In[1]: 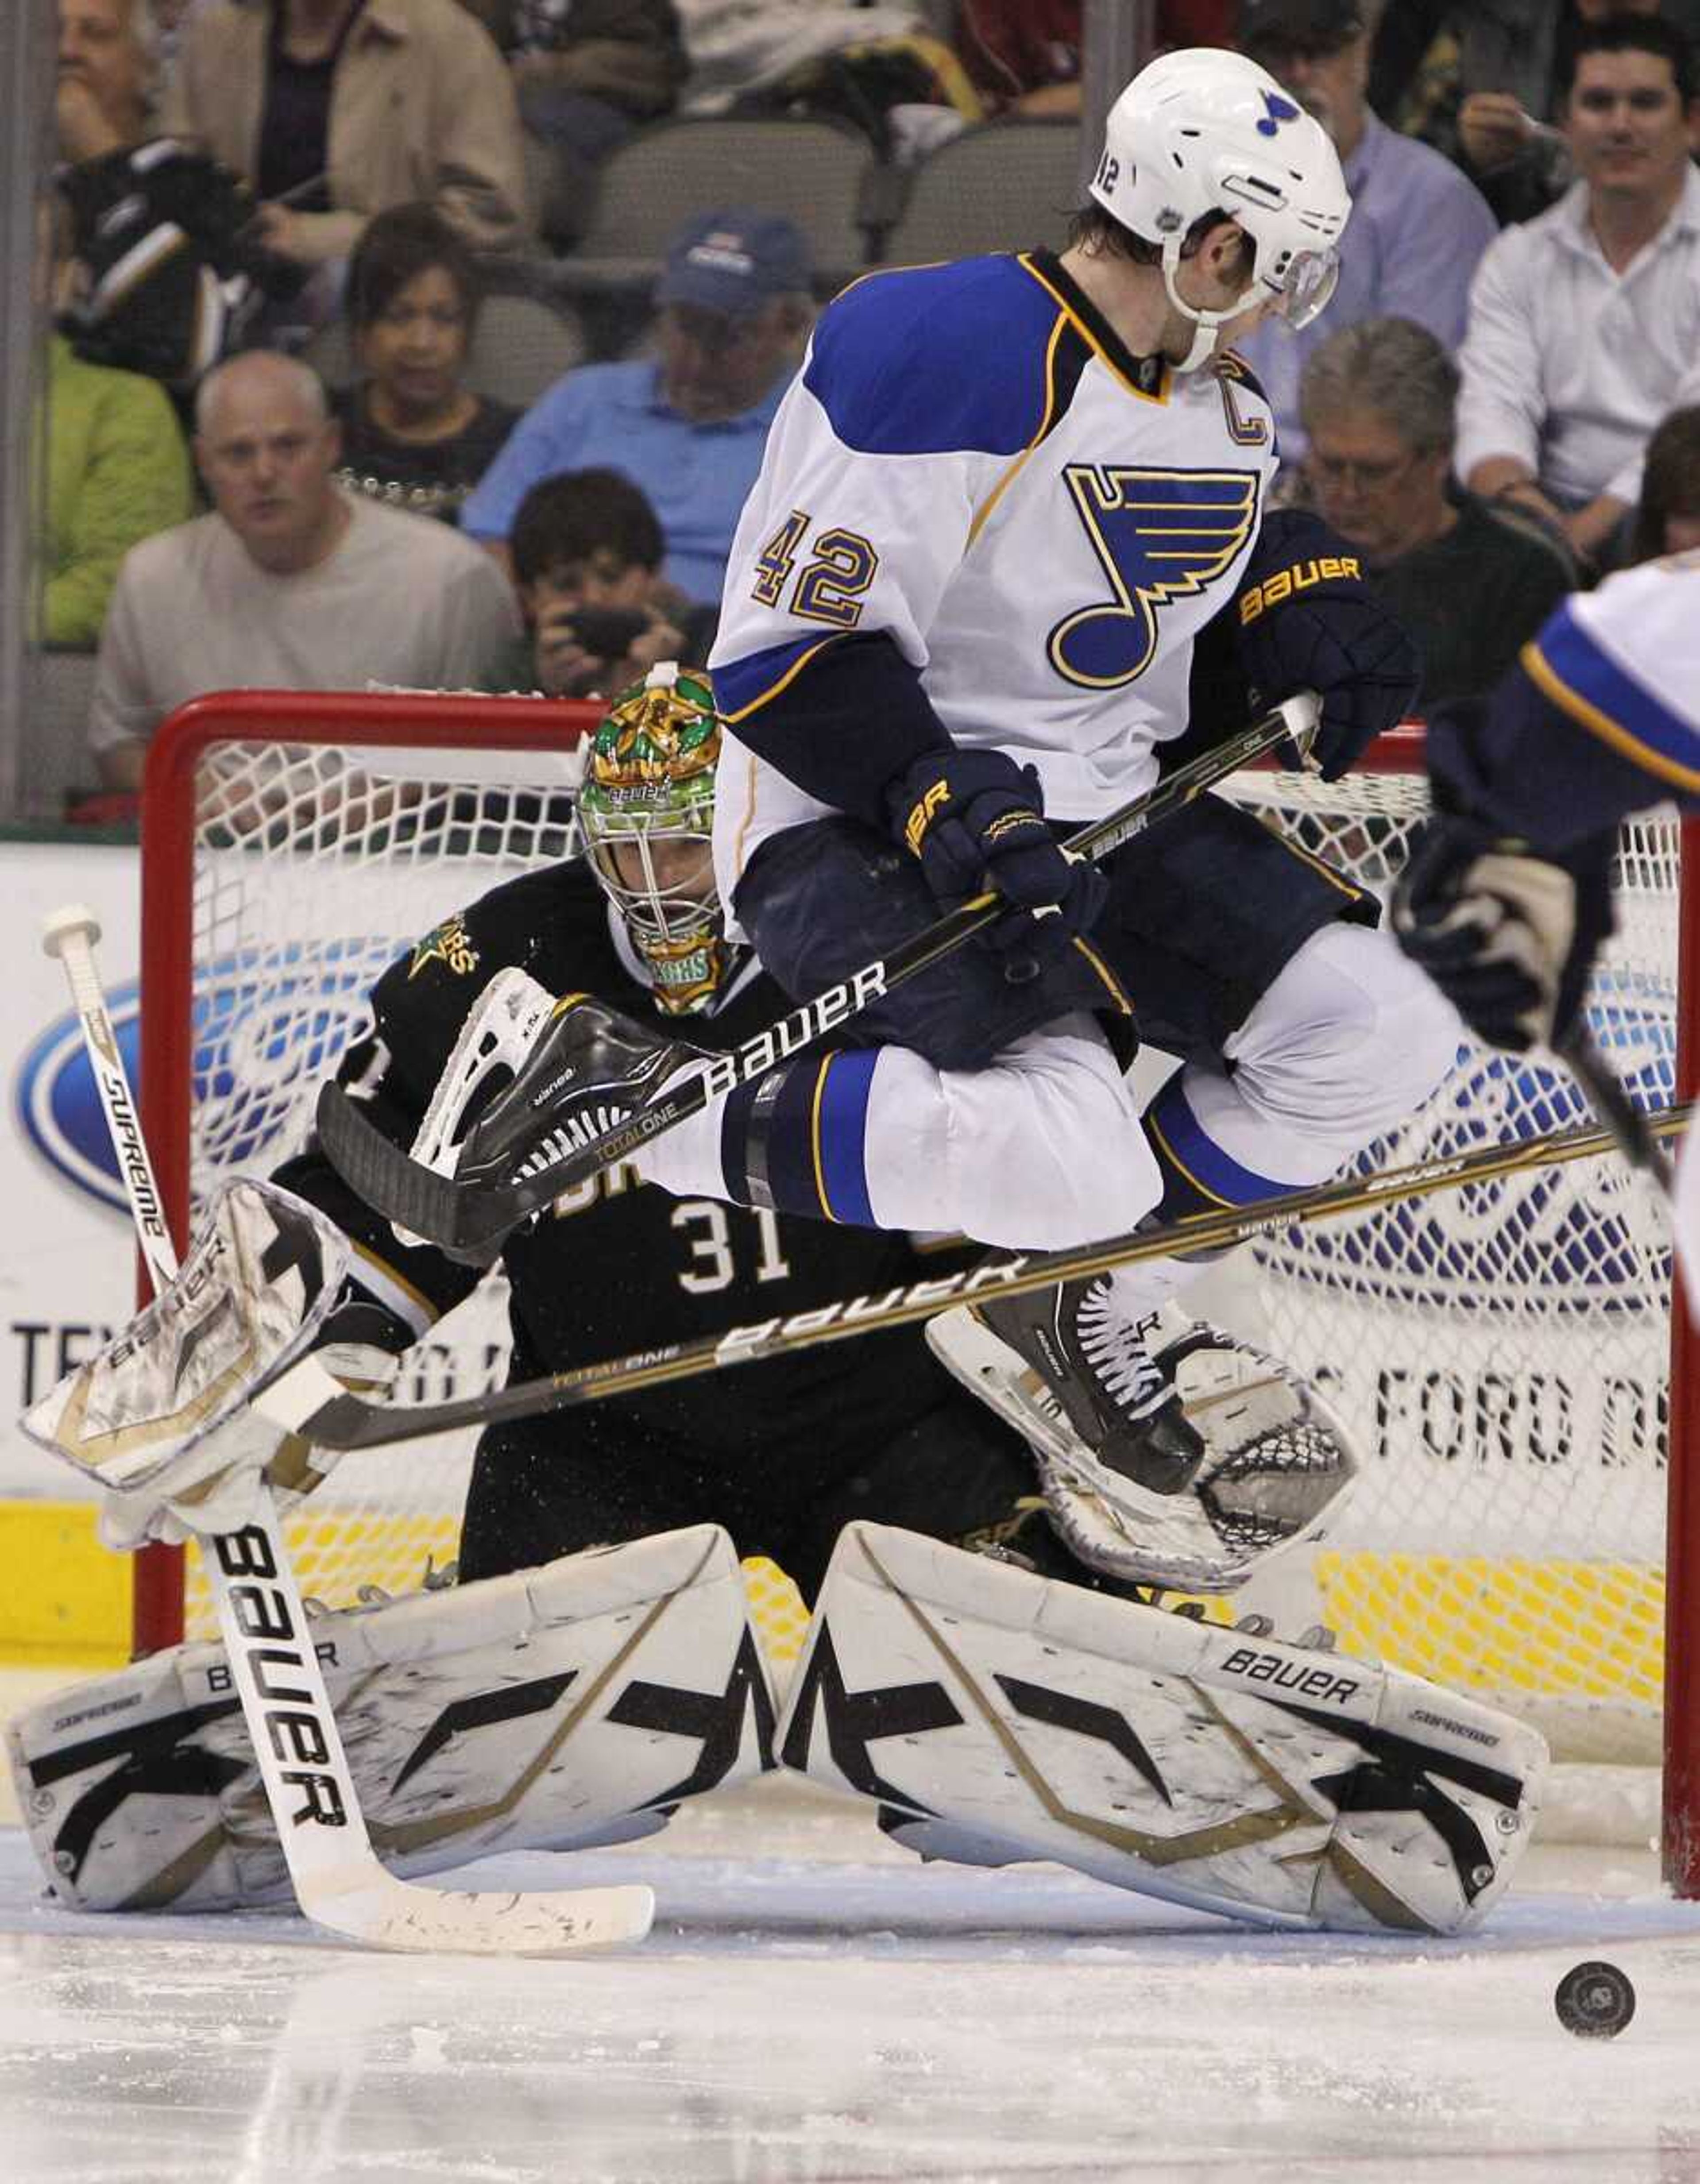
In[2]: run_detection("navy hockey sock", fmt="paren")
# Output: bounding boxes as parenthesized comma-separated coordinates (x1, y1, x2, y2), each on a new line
(719, 1049, 879, 1224)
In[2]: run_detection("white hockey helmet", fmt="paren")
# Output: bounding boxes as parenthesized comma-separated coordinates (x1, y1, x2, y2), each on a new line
(1088, 47, 1352, 366)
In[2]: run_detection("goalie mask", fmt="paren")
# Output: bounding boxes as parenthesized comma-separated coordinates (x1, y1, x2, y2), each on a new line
(578, 664, 730, 1015)
(1090, 47, 1352, 371)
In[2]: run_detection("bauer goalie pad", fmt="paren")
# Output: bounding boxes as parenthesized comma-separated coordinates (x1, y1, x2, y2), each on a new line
(8, 1525, 776, 1914)
(20, 1178, 350, 1499)
(930, 1308, 1357, 1593)
(780, 1524, 1545, 1936)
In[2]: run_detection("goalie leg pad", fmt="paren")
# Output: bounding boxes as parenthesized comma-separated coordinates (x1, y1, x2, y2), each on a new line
(779, 1523, 1545, 1936)
(8, 1524, 777, 1914)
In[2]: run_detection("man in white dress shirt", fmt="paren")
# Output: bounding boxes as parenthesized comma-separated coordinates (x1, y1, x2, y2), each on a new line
(1456, 12, 1700, 570)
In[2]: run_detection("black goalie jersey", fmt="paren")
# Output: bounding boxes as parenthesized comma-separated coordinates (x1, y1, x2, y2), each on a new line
(277, 858, 1031, 1591)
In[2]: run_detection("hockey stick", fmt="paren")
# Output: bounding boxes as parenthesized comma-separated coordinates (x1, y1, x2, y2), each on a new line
(315, 693, 1322, 1255)
(1557, 1026, 1677, 1196)
(248, 1093, 1691, 1454)
(41, 904, 653, 1956)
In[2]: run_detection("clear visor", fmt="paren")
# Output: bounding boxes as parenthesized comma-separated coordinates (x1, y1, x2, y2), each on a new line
(1264, 246, 1341, 332)
(585, 817, 718, 946)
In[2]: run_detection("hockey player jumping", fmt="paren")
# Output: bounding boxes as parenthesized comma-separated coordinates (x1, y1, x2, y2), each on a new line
(324, 50, 1459, 1543)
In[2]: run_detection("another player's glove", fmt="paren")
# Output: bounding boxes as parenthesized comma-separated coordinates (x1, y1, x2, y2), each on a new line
(1232, 510, 1420, 780)
(885, 746, 1107, 970)
(1391, 815, 1614, 1053)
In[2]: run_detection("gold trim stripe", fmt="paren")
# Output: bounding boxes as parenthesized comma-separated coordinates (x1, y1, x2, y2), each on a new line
(1522, 637, 1700, 795)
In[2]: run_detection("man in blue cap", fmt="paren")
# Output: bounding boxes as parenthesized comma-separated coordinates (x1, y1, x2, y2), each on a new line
(463, 208, 814, 605)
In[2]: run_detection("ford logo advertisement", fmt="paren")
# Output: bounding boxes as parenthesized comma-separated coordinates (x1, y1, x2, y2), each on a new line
(16, 956, 378, 1213)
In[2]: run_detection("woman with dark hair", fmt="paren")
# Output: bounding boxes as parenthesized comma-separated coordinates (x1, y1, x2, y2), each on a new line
(331, 204, 519, 525)
(1633, 405, 1700, 561)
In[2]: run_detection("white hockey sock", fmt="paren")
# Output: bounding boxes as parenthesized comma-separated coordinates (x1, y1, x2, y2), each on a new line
(641, 1017, 1161, 1250)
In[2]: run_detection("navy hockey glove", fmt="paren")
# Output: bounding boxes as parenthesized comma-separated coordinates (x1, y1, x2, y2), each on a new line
(885, 747, 1108, 970)
(1392, 815, 1613, 1053)
(1233, 513, 1419, 781)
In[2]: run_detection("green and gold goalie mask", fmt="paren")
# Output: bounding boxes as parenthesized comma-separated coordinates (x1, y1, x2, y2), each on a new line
(577, 665, 730, 1015)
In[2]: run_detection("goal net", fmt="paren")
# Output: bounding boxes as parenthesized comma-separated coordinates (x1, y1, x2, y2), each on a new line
(133, 695, 1696, 1862)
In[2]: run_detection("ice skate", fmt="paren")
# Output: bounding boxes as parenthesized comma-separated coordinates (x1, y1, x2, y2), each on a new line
(932, 1278, 1208, 1497)
(928, 1285, 1359, 1592)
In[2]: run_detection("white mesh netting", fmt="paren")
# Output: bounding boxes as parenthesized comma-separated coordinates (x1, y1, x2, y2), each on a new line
(158, 723, 1681, 1747)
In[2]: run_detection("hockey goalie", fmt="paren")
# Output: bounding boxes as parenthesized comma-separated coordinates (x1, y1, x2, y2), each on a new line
(11, 669, 1544, 1940)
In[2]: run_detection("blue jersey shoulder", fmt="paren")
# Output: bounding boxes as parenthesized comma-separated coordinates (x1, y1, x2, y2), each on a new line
(802, 255, 1070, 459)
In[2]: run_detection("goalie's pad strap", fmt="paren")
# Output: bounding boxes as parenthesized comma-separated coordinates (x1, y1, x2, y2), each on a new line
(779, 1523, 1546, 1937)
(8, 1525, 777, 1913)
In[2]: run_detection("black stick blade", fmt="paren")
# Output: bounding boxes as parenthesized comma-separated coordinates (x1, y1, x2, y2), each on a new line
(314, 1084, 528, 1254)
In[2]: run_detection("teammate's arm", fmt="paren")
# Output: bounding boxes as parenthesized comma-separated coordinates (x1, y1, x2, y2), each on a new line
(1395, 564, 1700, 1052)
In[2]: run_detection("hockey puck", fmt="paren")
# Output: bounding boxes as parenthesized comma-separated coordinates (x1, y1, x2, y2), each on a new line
(1554, 1960, 1636, 2039)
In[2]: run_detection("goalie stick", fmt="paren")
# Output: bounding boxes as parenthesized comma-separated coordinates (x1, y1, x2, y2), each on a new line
(1559, 1026, 1678, 1197)
(248, 1092, 1691, 1454)
(40, 903, 653, 1957)
(315, 694, 1322, 1256)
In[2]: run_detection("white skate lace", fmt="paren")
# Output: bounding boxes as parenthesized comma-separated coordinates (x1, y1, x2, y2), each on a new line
(1073, 1288, 1171, 1423)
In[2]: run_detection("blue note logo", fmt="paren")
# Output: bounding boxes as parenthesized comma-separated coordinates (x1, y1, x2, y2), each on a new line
(1050, 465, 1259, 689)
(1258, 89, 1302, 136)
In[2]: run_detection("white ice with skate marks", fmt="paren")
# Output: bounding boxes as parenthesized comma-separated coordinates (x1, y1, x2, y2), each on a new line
(3, 1752, 1700, 2184)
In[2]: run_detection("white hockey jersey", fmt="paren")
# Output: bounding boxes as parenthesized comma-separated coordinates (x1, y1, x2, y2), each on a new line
(709, 249, 1280, 908)
(1530, 551, 1700, 1316)
(1523, 547, 1700, 799)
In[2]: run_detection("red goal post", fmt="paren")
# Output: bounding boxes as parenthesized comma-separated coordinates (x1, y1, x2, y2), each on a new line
(129, 691, 1700, 1893)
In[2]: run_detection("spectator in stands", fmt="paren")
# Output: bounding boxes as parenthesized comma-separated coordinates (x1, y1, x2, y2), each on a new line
(501, 1, 688, 239)
(955, 0, 1083, 116)
(161, 0, 530, 280)
(39, 189, 196, 650)
(463, 209, 813, 606)
(1232, 0, 1497, 461)
(1299, 317, 1572, 710)
(955, 2, 1237, 120)
(499, 468, 718, 697)
(1370, 0, 1700, 227)
(331, 205, 520, 526)
(89, 351, 520, 789)
(1631, 403, 1700, 557)
(54, 0, 296, 390)
(1457, 13, 1700, 574)
(676, 2, 982, 162)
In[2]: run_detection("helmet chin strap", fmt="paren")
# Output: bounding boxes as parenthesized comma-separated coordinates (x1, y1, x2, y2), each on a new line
(1160, 242, 1234, 373)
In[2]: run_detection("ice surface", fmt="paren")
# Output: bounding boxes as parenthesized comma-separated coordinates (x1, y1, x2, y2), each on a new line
(4, 1771, 1700, 2184)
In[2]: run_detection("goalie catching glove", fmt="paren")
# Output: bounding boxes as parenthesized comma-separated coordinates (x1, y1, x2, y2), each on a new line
(21, 1179, 395, 1549)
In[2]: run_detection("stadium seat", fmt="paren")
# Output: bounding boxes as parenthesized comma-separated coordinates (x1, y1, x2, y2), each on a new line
(545, 117, 882, 299)
(878, 121, 1083, 266)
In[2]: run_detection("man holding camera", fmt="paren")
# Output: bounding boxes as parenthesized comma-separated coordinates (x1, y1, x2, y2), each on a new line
(498, 467, 719, 697)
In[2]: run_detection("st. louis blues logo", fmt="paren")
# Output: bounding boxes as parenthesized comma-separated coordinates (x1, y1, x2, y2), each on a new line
(1259, 89, 1302, 136)
(1049, 465, 1259, 688)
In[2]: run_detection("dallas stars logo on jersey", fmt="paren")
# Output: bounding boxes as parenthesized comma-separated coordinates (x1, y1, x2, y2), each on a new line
(408, 914, 479, 980)
(1050, 466, 1259, 690)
